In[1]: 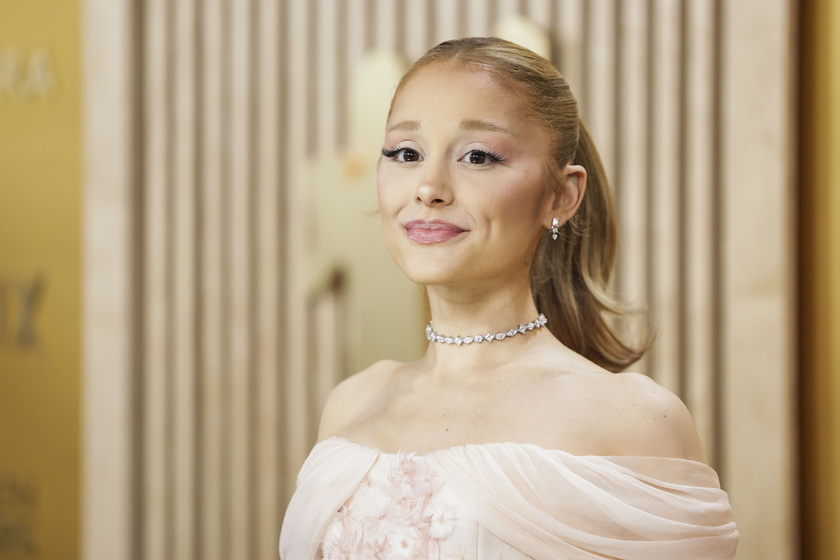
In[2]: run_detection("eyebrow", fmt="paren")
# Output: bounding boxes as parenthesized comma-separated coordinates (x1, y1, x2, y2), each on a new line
(459, 119, 512, 134)
(387, 120, 421, 132)
(387, 118, 513, 135)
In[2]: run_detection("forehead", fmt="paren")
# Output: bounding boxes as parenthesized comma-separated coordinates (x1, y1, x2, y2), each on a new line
(388, 62, 528, 124)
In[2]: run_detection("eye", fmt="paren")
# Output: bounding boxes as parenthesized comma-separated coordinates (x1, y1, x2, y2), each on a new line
(381, 146, 422, 163)
(462, 149, 504, 166)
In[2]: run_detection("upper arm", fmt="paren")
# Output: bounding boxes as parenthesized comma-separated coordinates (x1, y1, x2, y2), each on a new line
(610, 373, 708, 463)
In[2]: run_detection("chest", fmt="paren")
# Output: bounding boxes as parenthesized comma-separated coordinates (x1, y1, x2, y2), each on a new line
(343, 372, 605, 455)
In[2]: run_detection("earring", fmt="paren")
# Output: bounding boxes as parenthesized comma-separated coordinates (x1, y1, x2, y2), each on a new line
(550, 217, 560, 240)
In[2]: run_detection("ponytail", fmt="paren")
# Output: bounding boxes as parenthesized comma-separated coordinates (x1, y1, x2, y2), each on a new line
(531, 121, 651, 372)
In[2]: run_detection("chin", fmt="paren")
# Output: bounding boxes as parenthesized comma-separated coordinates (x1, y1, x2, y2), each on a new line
(393, 259, 468, 286)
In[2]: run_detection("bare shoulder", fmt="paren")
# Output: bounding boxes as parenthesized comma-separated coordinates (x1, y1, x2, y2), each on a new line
(589, 371, 707, 463)
(316, 359, 400, 440)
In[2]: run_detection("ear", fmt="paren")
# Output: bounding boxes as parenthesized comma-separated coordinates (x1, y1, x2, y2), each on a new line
(543, 164, 586, 229)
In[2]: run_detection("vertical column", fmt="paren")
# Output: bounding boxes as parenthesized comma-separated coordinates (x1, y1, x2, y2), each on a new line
(81, 0, 136, 557)
(465, 0, 492, 38)
(142, 0, 171, 557)
(721, 0, 795, 558)
(496, 0, 521, 20)
(374, 0, 398, 49)
(172, 1, 198, 559)
(227, 0, 254, 557)
(199, 0, 225, 557)
(555, 0, 584, 100)
(345, 0, 368, 106)
(199, 0, 225, 556)
(284, 0, 313, 495)
(682, 0, 717, 463)
(404, 0, 431, 61)
(583, 0, 616, 180)
(647, 0, 681, 391)
(525, 0, 552, 29)
(433, 0, 459, 44)
(615, 0, 651, 374)
(255, 0, 283, 555)
(317, 0, 339, 153)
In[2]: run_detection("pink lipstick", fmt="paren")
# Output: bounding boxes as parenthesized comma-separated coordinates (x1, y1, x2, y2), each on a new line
(403, 219, 466, 244)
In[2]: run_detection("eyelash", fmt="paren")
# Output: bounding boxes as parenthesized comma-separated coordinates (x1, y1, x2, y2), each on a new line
(466, 149, 505, 164)
(381, 145, 411, 159)
(380, 146, 506, 165)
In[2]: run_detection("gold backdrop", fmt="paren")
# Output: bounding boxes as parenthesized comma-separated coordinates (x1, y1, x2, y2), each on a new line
(0, 1, 82, 559)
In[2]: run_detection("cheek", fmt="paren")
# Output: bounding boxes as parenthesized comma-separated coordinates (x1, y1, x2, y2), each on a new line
(492, 183, 545, 225)
(376, 163, 409, 201)
(483, 183, 548, 255)
(375, 173, 405, 251)
(375, 173, 396, 214)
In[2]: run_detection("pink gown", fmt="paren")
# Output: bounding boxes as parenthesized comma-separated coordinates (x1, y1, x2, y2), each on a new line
(279, 437, 738, 560)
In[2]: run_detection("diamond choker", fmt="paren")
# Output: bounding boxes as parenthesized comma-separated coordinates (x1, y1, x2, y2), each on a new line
(425, 314, 548, 346)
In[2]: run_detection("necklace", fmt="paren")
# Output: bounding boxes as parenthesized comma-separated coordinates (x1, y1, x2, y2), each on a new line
(425, 313, 548, 346)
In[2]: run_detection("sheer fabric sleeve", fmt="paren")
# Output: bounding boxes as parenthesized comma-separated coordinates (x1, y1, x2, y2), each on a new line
(425, 444, 738, 560)
(279, 439, 380, 560)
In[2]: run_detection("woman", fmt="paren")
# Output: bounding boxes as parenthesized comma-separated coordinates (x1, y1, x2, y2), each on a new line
(280, 37, 738, 560)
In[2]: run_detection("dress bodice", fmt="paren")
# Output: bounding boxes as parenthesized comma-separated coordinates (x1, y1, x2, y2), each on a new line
(320, 450, 518, 559)
(280, 437, 738, 560)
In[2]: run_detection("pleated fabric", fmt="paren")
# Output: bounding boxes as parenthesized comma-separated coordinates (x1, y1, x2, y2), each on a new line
(279, 437, 738, 560)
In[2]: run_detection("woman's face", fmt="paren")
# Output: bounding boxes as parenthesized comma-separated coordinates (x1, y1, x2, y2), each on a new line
(377, 61, 560, 288)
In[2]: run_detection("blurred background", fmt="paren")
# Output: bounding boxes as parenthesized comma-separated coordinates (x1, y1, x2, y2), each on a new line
(0, 0, 837, 559)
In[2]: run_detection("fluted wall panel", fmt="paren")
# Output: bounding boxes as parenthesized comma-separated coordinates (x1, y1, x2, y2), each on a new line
(198, 2, 225, 559)
(137, 1, 287, 559)
(254, 0, 283, 558)
(682, 0, 717, 468)
(647, 0, 681, 393)
(140, 0, 171, 558)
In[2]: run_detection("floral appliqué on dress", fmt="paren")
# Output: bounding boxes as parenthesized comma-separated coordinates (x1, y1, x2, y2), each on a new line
(320, 451, 462, 560)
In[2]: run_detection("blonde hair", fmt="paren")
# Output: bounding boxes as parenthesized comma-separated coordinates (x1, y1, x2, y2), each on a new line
(391, 37, 650, 372)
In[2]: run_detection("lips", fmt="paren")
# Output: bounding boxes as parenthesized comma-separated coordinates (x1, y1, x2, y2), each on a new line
(403, 219, 467, 244)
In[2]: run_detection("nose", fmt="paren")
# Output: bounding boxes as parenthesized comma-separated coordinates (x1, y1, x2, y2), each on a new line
(415, 161, 453, 207)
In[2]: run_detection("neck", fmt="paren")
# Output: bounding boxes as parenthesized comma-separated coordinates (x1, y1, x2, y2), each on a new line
(420, 279, 553, 372)
(427, 276, 539, 328)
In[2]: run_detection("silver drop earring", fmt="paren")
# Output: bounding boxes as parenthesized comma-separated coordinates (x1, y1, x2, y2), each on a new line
(551, 217, 560, 240)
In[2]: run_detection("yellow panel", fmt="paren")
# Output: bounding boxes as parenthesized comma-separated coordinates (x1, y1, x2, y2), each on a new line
(800, 0, 840, 557)
(828, 0, 840, 552)
(0, 1, 81, 559)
